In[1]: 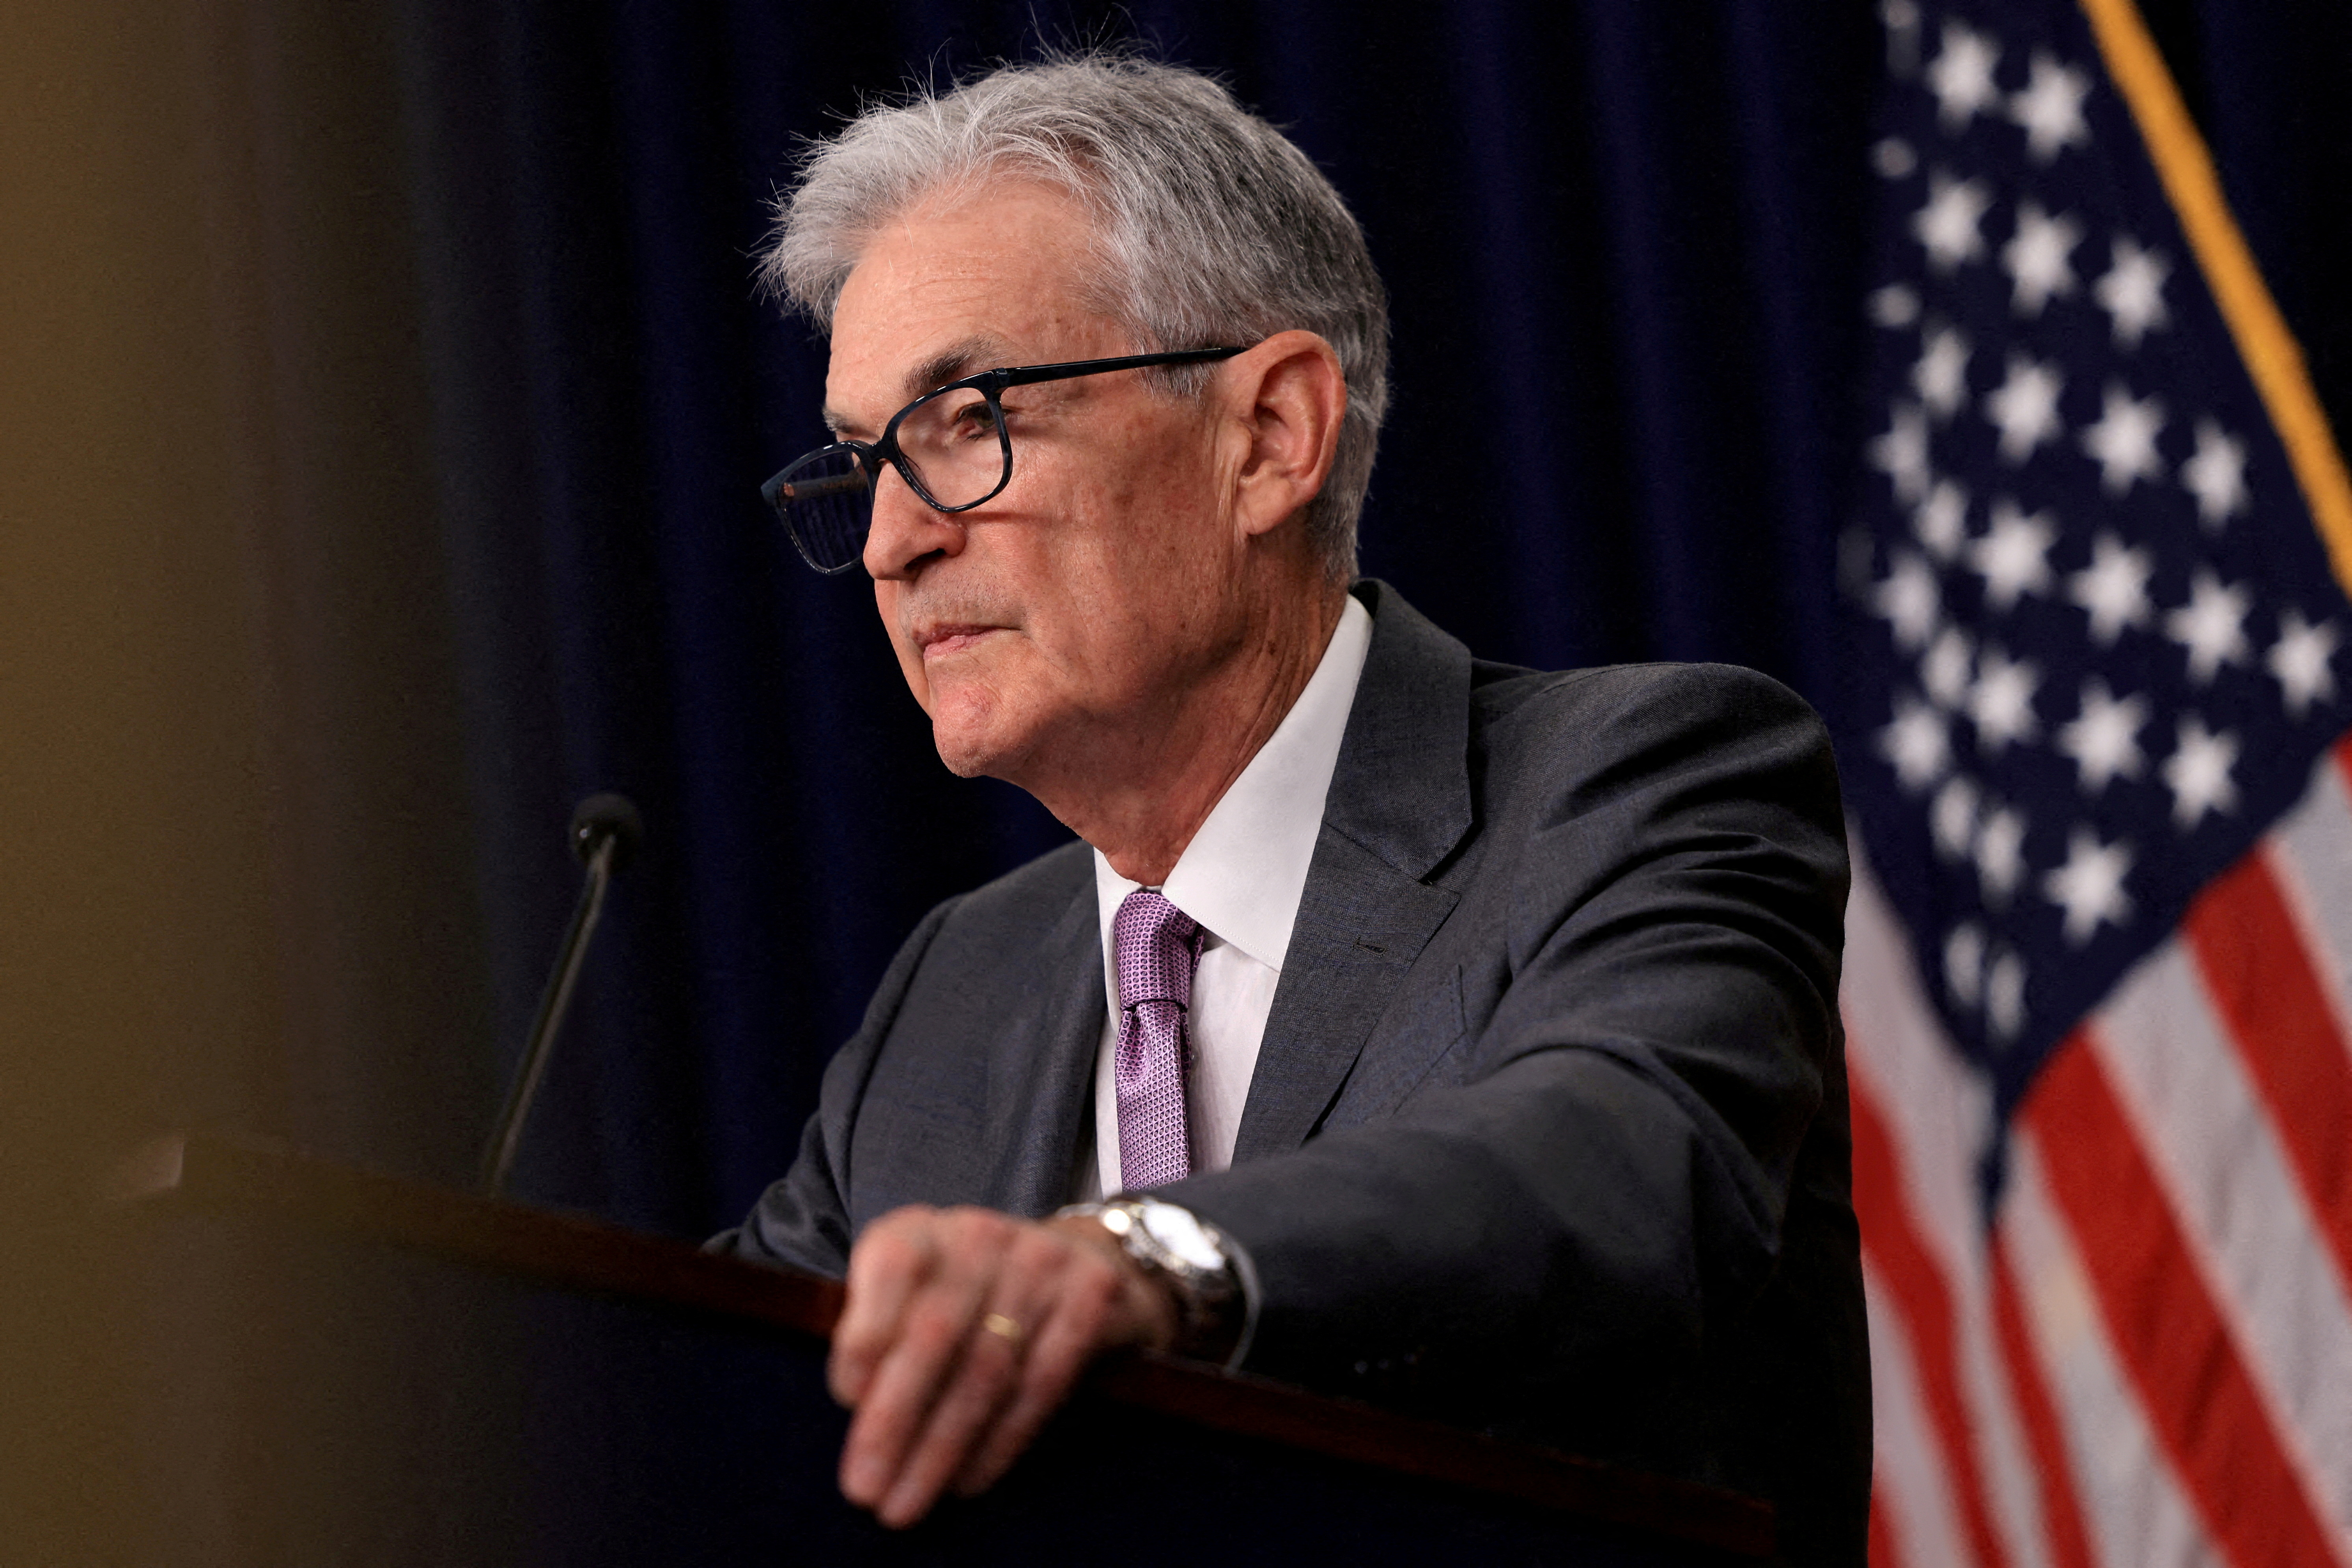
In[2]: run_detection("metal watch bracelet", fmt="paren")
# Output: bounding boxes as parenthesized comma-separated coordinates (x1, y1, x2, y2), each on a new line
(1055, 1196, 1253, 1367)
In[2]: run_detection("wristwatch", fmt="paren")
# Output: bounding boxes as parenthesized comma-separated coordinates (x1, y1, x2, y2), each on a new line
(1056, 1195, 1252, 1365)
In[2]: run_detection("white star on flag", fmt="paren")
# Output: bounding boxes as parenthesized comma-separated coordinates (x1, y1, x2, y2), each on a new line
(1944, 921, 1986, 1003)
(1926, 21, 2003, 131)
(1880, 695, 1952, 790)
(2008, 50, 2091, 163)
(1932, 775, 1981, 860)
(1874, 551, 1942, 651)
(2160, 715, 2240, 828)
(1870, 283, 1921, 328)
(2093, 235, 2170, 349)
(1914, 477, 1970, 560)
(1984, 948, 2027, 1039)
(2266, 610, 2340, 717)
(1923, 625, 1975, 708)
(2180, 417, 2248, 528)
(2080, 382, 2167, 493)
(1914, 324, 1972, 420)
(1914, 172, 1993, 272)
(2055, 678, 2147, 793)
(2042, 826, 2133, 944)
(2165, 569, 2251, 684)
(2067, 532, 2154, 644)
(2001, 201, 2081, 316)
(1969, 644, 2042, 752)
(1970, 498, 2056, 610)
(1975, 802, 2030, 906)
(1871, 402, 1932, 502)
(1985, 352, 2067, 462)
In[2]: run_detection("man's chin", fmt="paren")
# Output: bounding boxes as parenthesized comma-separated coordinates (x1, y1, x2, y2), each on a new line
(931, 734, 994, 779)
(923, 673, 1055, 784)
(928, 711, 1026, 782)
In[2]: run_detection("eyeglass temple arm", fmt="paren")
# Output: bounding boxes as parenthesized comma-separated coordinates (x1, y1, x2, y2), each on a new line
(995, 345, 1246, 389)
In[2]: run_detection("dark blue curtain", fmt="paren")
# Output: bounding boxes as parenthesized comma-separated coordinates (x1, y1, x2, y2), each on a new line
(343, 0, 2352, 1238)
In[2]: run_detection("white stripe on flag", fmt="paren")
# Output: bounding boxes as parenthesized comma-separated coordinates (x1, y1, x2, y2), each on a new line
(2000, 1133, 2222, 1568)
(1846, 849, 2053, 1568)
(2091, 944, 2352, 1553)
(1962, 1261, 2056, 1568)
(2267, 743, 2352, 1078)
(1867, 1260, 1976, 1568)
(1843, 839, 1996, 1286)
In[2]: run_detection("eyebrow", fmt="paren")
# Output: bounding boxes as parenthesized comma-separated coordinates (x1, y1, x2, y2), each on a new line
(822, 334, 1009, 438)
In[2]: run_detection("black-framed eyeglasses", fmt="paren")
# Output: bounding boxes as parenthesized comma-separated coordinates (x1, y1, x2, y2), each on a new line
(760, 345, 1248, 574)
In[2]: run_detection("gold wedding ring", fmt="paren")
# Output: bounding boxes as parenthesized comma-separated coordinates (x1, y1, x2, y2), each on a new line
(979, 1311, 1026, 1347)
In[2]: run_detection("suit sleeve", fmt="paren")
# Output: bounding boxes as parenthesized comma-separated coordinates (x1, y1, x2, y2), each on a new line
(706, 895, 960, 1278)
(1165, 665, 1849, 1434)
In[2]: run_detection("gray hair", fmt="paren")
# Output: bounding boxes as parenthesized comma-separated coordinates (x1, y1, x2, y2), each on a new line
(756, 52, 1388, 580)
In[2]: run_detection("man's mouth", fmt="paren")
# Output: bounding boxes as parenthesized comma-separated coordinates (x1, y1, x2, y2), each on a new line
(915, 624, 1003, 660)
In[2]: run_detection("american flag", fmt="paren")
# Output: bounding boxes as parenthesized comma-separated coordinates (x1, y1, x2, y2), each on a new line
(1839, 3, 2352, 1566)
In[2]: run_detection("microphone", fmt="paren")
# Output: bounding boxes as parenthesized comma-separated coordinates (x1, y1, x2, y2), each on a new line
(480, 792, 643, 1197)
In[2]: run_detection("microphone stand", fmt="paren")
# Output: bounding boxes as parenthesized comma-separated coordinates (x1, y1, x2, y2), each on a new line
(481, 793, 641, 1197)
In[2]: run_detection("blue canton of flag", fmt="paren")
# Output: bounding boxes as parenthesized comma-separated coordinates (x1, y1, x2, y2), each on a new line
(1840, 0, 2352, 1129)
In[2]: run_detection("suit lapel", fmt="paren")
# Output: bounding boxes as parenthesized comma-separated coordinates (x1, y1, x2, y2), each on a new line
(1231, 830, 1459, 1159)
(984, 874, 1107, 1216)
(1232, 582, 1477, 1159)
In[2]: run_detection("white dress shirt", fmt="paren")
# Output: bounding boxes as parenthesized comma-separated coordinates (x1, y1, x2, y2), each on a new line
(1076, 593, 1374, 1199)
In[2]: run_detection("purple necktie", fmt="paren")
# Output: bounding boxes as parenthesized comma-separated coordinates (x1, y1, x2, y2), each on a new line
(1113, 888, 1203, 1188)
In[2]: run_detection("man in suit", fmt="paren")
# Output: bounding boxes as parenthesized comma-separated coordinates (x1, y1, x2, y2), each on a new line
(719, 53, 1867, 1563)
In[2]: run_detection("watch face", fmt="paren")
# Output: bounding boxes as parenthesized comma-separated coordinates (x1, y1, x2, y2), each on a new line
(1138, 1201, 1225, 1272)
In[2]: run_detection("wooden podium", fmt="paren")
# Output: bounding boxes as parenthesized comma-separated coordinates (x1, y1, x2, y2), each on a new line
(114, 1133, 1773, 1566)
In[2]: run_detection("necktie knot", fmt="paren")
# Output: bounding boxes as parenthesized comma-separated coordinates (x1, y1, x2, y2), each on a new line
(1114, 889, 1201, 1011)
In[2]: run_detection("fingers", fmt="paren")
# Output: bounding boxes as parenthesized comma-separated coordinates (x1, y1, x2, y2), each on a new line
(860, 1214, 1084, 1526)
(837, 1207, 1007, 1513)
(828, 1207, 940, 1408)
(832, 1206, 1171, 1529)
(871, 1272, 1044, 1524)
(950, 1249, 1126, 1497)
(953, 1240, 1177, 1497)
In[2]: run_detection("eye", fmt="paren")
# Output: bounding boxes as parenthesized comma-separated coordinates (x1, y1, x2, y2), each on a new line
(946, 396, 996, 437)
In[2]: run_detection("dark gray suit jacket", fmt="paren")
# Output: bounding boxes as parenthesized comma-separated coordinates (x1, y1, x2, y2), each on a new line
(718, 582, 1868, 1563)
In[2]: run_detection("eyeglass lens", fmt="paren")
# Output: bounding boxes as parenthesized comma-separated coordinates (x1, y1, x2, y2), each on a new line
(893, 385, 1009, 508)
(769, 387, 1010, 572)
(768, 449, 872, 572)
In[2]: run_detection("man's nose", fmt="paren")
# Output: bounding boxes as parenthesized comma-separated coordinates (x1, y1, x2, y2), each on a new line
(862, 462, 964, 580)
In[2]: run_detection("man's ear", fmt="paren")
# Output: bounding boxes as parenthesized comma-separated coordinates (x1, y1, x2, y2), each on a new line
(1227, 330, 1347, 540)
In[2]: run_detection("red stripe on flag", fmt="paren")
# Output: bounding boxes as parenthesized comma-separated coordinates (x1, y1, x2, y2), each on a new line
(1848, 1065, 2011, 1568)
(1870, 1486, 1904, 1568)
(2182, 848, 2352, 1297)
(1987, 1231, 2096, 1568)
(2024, 1031, 2339, 1568)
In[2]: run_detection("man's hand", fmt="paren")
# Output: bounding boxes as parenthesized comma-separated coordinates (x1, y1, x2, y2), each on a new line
(829, 1204, 1179, 1528)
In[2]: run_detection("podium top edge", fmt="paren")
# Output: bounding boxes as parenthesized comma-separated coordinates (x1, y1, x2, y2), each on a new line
(110, 1129, 1774, 1559)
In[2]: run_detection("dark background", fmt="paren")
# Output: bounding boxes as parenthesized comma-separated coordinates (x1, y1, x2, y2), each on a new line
(9, 0, 2350, 1553)
(162, 0, 2352, 1235)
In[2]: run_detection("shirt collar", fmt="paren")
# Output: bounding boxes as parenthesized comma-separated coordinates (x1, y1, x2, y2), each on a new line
(1093, 591, 1374, 974)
